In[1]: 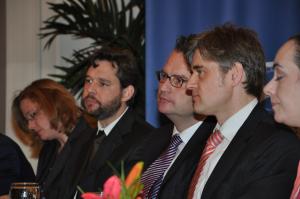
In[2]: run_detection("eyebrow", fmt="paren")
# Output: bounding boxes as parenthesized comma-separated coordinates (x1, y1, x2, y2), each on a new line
(97, 77, 111, 84)
(273, 63, 284, 69)
(162, 70, 190, 79)
(86, 75, 112, 84)
(191, 64, 203, 70)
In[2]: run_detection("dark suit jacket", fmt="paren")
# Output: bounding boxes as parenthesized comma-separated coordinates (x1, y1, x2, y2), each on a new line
(140, 116, 217, 199)
(0, 134, 35, 195)
(37, 116, 95, 199)
(201, 104, 300, 199)
(76, 109, 154, 197)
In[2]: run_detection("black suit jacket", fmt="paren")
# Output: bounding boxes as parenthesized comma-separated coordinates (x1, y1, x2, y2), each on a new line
(140, 117, 217, 199)
(77, 109, 154, 197)
(0, 134, 35, 195)
(38, 116, 95, 199)
(201, 104, 300, 199)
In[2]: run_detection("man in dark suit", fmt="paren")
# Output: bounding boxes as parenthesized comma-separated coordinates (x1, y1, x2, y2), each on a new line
(139, 37, 216, 199)
(185, 24, 300, 199)
(75, 47, 154, 197)
(0, 134, 35, 199)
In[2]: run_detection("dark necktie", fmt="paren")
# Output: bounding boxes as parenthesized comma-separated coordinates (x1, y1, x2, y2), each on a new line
(89, 130, 105, 163)
(141, 134, 183, 199)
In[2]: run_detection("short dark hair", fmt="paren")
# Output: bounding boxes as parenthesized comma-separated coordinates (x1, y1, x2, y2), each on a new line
(185, 24, 266, 99)
(88, 47, 139, 106)
(288, 34, 300, 70)
(175, 35, 191, 52)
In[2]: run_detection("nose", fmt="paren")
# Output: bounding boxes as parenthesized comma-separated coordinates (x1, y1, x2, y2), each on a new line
(263, 78, 276, 98)
(187, 73, 197, 91)
(27, 120, 37, 131)
(158, 79, 172, 92)
(85, 81, 97, 95)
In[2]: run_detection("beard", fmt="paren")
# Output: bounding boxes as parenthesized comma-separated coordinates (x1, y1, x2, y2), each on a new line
(82, 94, 122, 120)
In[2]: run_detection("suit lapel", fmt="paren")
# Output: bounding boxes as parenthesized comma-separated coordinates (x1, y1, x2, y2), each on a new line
(43, 143, 72, 189)
(202, 105, 264, 198)
(43, 116, 92, 190)
(161, 117, 217, 186)
(143, 125, 173, 169)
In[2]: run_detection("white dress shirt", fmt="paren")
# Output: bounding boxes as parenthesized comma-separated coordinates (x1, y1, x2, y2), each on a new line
(193, 99, 258, 199)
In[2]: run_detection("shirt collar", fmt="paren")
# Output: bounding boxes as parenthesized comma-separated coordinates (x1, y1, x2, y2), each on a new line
(97, 107, 129, 136)
(173, 121, 203, 144)
(218, 98, 258, 141)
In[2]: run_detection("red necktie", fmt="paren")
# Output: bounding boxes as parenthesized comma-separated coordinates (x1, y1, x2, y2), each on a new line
(290, 162, 300, 199)
(187, 129, 224, 199)
(296, 191, 300, 199)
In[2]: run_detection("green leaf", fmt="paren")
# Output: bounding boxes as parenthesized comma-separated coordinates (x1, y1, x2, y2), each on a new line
(77, 185, 85, 194)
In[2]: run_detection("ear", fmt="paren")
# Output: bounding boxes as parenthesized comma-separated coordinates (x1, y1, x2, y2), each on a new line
(121, 85, 135, 103)
(230, 62, 244, 86)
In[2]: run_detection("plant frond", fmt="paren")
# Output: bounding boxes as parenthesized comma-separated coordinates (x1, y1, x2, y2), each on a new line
(41, 0, 145, 117)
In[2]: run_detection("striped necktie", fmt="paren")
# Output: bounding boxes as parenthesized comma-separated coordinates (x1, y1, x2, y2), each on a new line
(141, 134, 183, 198)
(187, 129, 224, 199)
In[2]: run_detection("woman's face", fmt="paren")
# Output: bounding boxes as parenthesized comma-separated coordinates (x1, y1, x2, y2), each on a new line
(264, 40, 300, 127)
(20, 98, 60, 141)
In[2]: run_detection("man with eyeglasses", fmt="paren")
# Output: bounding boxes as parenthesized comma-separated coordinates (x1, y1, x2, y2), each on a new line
(139, 36, 216, 199)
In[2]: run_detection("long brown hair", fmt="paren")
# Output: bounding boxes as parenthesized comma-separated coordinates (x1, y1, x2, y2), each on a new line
(12, 79, 80, 156)
(12, 79, 80, 134)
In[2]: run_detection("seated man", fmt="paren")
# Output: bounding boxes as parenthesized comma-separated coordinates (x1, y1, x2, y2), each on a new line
(186, 24, 300, 199)
(74, 47, 154, 198)
(140, 36, 216, 199)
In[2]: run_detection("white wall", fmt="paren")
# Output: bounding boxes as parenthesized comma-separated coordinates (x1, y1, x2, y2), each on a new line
(7, 0, 41, 172)
(5, 0, 92, 172)
(5, 0, 127, 172)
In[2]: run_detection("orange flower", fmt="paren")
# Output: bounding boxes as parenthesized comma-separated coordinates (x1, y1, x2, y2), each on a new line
(80, 161, 144, 199)
(125, 162, 144, 188)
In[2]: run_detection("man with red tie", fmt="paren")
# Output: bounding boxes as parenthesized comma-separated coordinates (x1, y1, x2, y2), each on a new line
(185, 24, 300, 199)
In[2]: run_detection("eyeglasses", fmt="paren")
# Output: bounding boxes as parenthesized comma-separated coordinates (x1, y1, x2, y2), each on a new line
(156, 70, 188, 88)
(25, 109, 41, 122)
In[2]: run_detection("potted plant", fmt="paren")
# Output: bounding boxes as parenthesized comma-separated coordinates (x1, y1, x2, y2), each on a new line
(40, 0, 145, 116)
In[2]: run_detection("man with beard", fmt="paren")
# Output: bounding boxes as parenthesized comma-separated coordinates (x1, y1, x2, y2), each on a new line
(75, 47, 154, 197)
(139, 36, 216, 199)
